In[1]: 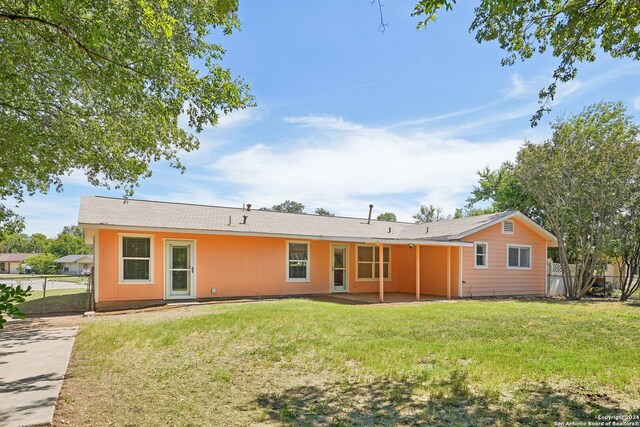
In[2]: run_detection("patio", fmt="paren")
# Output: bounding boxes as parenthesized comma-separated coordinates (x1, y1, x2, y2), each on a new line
(313, 292, 449, 305)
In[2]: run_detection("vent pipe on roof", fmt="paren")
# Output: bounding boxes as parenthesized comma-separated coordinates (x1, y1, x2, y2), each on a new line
(388, 227, 391, 233)
(425, 226, 429, 234)
(242, 215, 248, 224)
(246, 203, 252, 211)
(367, 204, 374, 224)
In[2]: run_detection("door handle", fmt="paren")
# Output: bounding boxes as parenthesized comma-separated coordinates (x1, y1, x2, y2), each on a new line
(191, 266, 194, 273)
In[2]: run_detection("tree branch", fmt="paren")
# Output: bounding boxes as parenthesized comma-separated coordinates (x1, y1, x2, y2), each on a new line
(0, 13, 148, 77)
(371, 0, 388, 33)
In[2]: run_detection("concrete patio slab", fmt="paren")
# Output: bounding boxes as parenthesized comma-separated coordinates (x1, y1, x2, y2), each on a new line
(0, 327, 77, 427)
(317, 292, 447, 304)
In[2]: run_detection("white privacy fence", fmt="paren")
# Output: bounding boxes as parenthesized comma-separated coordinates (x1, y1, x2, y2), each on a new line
(546, 262, 619, 297)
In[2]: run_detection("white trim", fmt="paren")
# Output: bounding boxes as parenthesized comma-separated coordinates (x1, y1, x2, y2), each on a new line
(330, 244, 349, 293)
(78, 223, 473, 247)
(502, 220, 515, 234)
(286, 240, 311, 282)
(455, 211, 557, 245)
(474, 242, 489, 268)
(118, 233, 155, 284)
(506, 244, 532, 270)
(458, 246, 463, 297)
(164, 239, 196, 300)
(355, 244, 391, 282)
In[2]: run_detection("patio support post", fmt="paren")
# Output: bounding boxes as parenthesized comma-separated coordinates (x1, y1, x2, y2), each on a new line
(447, 246, 452, 300)
(379, 243, 384, 303)
(415, 245, 421, 300)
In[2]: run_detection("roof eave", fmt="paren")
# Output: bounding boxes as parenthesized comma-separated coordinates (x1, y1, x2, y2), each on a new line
(78, 223, 473, 246)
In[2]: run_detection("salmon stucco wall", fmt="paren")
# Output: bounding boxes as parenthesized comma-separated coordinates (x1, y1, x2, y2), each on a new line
(461, 217, 548, 297)
(96, 229, 409, 303)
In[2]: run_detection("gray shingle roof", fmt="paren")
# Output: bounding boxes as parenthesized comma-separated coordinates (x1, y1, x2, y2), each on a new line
(78, 196, 556, 245)
(54, 254, 93, 263)
(0, 253, 39, 262)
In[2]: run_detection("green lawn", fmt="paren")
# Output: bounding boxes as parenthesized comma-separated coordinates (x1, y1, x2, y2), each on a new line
(55, 299, 640, 426)
(18, 288, 89, 314)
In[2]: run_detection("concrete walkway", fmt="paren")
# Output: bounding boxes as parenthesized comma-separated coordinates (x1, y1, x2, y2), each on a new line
(0, 327, 77, 427)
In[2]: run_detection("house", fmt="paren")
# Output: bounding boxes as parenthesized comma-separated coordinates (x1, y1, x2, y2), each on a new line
(78, 196, 558, 310)
(0, 253, 39, 274)
(54, 254, 94, 275)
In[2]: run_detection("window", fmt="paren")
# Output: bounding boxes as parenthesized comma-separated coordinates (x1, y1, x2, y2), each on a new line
(507, 245, 531, 269)
(287, 241, 310, 282)
(120, 235, 153, 283)
(502, 220, 514, 234)
(474, 242, 488, 268)
(357, 245, 390, 280)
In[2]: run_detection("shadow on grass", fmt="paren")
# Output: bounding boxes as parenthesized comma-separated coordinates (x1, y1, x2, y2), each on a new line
(255, 370, 631, 426)
(18, 291, 89, 315)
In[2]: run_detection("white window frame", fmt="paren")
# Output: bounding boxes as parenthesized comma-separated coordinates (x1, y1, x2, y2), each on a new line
(118, 233, 155, 284)
(286, 240, 310, 282)
(506, 244, 532, 270)
(502, 220, 515, 234)
(474, 242, 488, 269)
(355, 245, 391, 281)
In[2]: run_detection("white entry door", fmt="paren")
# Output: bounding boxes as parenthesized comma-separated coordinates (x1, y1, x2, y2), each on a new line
(331, 245, 348, 293)
(165, 241, 195, 299)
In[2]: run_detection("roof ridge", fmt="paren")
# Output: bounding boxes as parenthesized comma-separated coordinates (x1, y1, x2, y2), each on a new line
(86, 195, 418, 224)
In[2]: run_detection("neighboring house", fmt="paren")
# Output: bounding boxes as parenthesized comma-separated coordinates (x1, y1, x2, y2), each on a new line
(79, 196, 558, 310)
(0, 253, 39, 274)
(54, 254, 94, 275)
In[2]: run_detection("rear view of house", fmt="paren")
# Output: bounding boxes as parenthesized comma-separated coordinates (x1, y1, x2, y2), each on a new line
(79, 196, 557, 310)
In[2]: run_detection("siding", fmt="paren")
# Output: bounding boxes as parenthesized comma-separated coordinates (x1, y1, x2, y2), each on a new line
(96, 229, 409, 302)
(461, 217, 547, 297)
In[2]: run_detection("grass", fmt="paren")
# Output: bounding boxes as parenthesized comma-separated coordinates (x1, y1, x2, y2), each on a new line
(18, 288, 89, 314)
(55, 299, 640, 426)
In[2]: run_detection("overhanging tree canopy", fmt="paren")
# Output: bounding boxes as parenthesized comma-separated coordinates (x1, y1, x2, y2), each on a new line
(411, 1, 640, 124)
(0, 0, 254, 225)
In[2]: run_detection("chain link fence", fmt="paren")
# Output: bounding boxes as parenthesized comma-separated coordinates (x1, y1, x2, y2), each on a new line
(1, 274, 92, 315)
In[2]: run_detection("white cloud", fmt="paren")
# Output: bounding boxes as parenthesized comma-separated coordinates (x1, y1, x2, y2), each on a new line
(633, 96, 640, 111)
(503, 74, 528, 98)
(210, 115, 525, 221)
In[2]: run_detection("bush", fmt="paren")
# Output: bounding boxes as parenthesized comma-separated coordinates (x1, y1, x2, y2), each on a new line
(0, 283, 32, 328)
(24, 253, 59, 274)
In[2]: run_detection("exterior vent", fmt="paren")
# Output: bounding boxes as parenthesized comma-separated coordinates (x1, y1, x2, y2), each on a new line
(502, 220, 514, 234)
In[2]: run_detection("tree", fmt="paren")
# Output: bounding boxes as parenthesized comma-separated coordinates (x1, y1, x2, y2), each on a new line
(30, 233, 51, 253)
(607, 181, 640, 302)
(60, 225, 84, 239)
(0, 283, 32, 329)
(315, 208, 335, 216)
(270, 201, 306, 214)
(466, 163, 543, 224)
(413, 204, 446, 223)
(48, 233, 91, 257)
(0, 206, 25, 237)
(411, 1, 640, 124)
(0, 1, 254, 222)
(376, 212, 397, 222)
(516, 101, 640, 300)
(0, 233, 34, 253)
(24, 253, 59, 274)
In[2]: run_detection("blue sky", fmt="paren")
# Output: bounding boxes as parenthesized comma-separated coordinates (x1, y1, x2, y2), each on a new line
(12, 1, 640, 236)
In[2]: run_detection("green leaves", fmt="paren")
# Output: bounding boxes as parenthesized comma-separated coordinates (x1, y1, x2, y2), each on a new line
(0, 0, 254, 212)
(515, 101, 640, 299)
(0, 284, 32, 328)
(412, 1, 640, 125)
